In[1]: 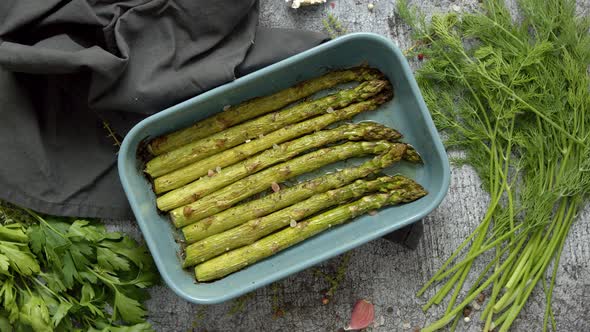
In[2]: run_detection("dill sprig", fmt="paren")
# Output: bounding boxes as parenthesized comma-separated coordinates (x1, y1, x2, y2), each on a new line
(323, 13, 348, 39)
(102, 120, 122, 149)
(226, 293, 254, 316)
(314, 252, 351, 303)
(398, 0, 590, 331)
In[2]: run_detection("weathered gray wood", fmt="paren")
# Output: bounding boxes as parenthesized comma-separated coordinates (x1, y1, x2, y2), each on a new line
(106, 1, 590, 330)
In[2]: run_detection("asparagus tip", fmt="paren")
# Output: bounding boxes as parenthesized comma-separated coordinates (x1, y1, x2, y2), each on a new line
(376, 175, 416, 192)
(373, 143, 407, 168)
(396, 183, 428, 203)
(357, 67, 386, 81)
(354, 122, 403, 142)
(373, 88, 394, 105)
(403, 144, 423, 164)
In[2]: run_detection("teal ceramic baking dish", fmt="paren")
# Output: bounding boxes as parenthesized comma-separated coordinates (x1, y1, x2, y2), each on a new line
(118, 33, 450, 304)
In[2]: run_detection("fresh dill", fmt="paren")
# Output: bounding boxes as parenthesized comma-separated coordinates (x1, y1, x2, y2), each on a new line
(189, 306, 207, 330)
(271, 282, 285, 318)
(397, 0, 590, 331)
(102, 120, 122, 148)
(314, 252, 351, 303)
(226, 293, 254, 316)
(323, 13, 348, 39)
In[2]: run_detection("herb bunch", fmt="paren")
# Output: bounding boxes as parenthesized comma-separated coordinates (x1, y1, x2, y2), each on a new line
(0, 203, 159, 331)
(398, 0, 590, 331)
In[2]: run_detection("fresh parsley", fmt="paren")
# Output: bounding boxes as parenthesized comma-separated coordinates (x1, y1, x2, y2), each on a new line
(0, 202, 159, 331)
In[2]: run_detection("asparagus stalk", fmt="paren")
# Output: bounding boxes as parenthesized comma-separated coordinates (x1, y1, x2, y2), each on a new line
(157, 122, 401, 211)
(171, 141, 408, 228)
(194, 184, 428, 281)
(182, 146, 410, 244)
(147, 67, 384, 155)
(153, 95, 399, 194)
(183, 176, 417, 267)
(145, 80, 390, 177)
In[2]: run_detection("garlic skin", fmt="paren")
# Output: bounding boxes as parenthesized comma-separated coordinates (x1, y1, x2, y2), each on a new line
(271, 182, 281, 193)
(345, 299, 375, 330)
(289, 0, 327, 9)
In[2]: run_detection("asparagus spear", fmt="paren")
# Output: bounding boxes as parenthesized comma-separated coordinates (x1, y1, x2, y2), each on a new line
(183, 176, 416, 267)
(194, 184, 428, 281)
(157, 122, 401, 211)
(171, 141, 407, 228)
(182, 146, 410, 244)
(144, 80, 390, 177)
(147, 67, 384, 155)
(153, 94, 399, 194)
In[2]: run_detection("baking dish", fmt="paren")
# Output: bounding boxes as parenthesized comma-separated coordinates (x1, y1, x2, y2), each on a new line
(118, 32, 450, 304)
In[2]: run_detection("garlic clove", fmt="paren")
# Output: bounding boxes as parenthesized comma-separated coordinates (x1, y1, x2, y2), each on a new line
(345, 299, 375, 330)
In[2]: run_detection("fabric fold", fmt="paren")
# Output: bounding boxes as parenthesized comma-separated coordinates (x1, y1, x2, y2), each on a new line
(0, 0, 327, 219)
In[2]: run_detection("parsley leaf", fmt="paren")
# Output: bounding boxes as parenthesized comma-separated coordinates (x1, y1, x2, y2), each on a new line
(97, 247, 131, 272)
(0, 242, 40, 275)
(113, 290, 148, 324)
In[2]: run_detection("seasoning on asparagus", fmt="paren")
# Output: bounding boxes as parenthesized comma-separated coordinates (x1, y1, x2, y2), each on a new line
(183, 176, 417, 267)
(144, 80, 390, 177)
(171, 141, 408, 228)
(194, 184, 427, 281)
(181, 144, 413, 243)
(157, 122, 401, 211)
(153, 96, 400, 194)
(147, 67, 384, 155)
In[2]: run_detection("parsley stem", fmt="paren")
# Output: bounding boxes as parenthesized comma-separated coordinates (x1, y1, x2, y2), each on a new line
(22, 207, 67, 239)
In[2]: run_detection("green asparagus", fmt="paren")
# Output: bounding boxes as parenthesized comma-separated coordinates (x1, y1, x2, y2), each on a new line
(171, 141, 408, 228)
(194, 184, 428, 281)
(147, 67, 384, 155)
(157, 122, 401, 211)
(145, 80, 390, 177)
(182, 146, 410, 243)
(403, 145, 422, 163)
(183, 176, 417, 267)
(153, 95, 399, 194)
